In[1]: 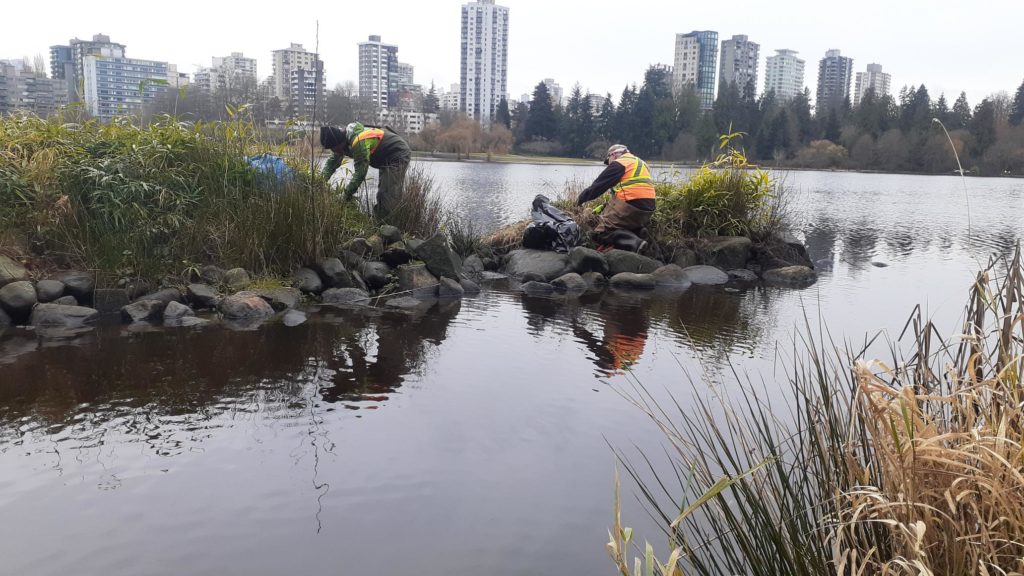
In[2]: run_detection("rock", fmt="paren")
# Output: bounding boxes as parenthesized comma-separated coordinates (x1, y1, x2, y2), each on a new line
(317, 258, 354, 289)
(463, 254, 485, 275)
(0, 281, 37, 316)
(0, 255, 28, 287)
(121, 300, 167, 323)
(381, 244, 414, 269)
(413, 233, 463, 280)
(754, 239, 813, 272)
(219, 291, 275, 320)
(681, 265, 729, 286)
(671, 248, 699, 269)
(700, 237, 753, 270)
(351, 271, 370, 293)
(187, 283, 221, 308)
(134, 288, 183, 305)
(728, 269, 759, 283)
(379, 225, 403, 246)
(293, 268, 324, 295)
(480, 271, 509, 282)
(255, 287, 301, 311)
(175, 316, 211, 328)
(582, 272, 608, 288)
(36, 280, 65, 303)
(116, 278, 152, 300)
(362, 262, 393, 291)
(385, 296, 427, 310)
(58, 271, 95, 302)
(609, 272, 657, 289)
(397, 263, 439, 297)
(282, 310, 307, 327)
(652, 265, 693, 287)
(223, 268, 252, 291)
(53, 296, 78, 306)
(459, 279, 481, 294)
(871, 261, 889, 268)
(93, 288, 131, 315)
(339, 250, 366, 272)
(568, 247, 609, 275)
(482, 257, 500, 271)
(604, 250, 662, 275)
(763, 266, 818, 288)
(367, 236, 385, 257)
(522, 281, 555, 294)
(505, 250, 571, 281)
(348, 238, 373, 257)
(438, 277, 465, 298)
(322, 288, 371, 306)
(200, 265, 226, 285)
(552, 273, 588, 292)
(30, 304, 99, 328)
(405, 238, 424, 253)
(521, 272, 546, 283)
(0, 308, 10, 331)
(163, 301, 195, 322)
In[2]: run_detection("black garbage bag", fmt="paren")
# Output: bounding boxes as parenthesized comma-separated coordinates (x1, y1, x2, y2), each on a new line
(521, 194, 581, 253)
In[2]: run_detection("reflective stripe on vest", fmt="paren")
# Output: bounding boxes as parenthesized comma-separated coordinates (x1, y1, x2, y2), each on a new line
(611, 154, 656, 202)
(351, 128, 385, 156)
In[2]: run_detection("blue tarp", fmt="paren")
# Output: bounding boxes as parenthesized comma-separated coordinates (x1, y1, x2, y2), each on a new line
(246, 154, 295, 181)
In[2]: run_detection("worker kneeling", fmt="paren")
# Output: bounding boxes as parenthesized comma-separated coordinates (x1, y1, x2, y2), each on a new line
(576, 144, 656, 253)
(320, 122, 412, 222)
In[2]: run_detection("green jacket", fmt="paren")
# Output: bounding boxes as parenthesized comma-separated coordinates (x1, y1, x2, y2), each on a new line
(323, 125, 409, 197)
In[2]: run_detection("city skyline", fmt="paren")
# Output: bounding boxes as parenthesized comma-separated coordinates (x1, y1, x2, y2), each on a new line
(2, 0, 1021, 109)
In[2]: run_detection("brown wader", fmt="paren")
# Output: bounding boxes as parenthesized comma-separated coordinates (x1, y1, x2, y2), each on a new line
(593, 193, 654, 243)
(374, 146, 411, 222)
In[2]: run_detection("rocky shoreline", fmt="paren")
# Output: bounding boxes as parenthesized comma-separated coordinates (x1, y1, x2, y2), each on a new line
(0, 225, 817, 336)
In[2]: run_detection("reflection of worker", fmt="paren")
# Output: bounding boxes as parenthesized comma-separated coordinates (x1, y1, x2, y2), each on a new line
(576, 144, 656, 252)
(320, 122, 412, 220)
(572, 297, 651, 377)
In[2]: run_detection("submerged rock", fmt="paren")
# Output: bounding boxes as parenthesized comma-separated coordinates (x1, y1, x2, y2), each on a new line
(763, 266, 818, 287)
(219, 291, 275, 320)
(604, 250, 662, 275)
(174, 316, 211, 328)
(385, 296, 427, 310)
(681, 265, 729, 286)
(700, 236, 753, 270)
(35, 280, 66, 303)
(727, 269, 759, 283)
(582, 271, 608, 288)
(505, 250, 570, 282)
(552, 273, 588, 292)
(0, 255, 28, 287)
(256, 287, 301, 311)
(754, 239, 813, 272)
(568, 247, 609, 275)
(163, 301, 196, 323)
(121, 300, 167, 323)
(30, 303, 99, 328)
(609, 272, 656, 289)
(321, 288, 371, 306)
(438, 277, 465, 299)
(651, 265, 692, 287)
(522, 281, 555, 294)
(282, 309, 307, 327)
(459, 278, 481, 294)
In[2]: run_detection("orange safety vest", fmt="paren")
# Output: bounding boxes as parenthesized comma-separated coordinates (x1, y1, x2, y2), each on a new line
(351, 128, 385, 156)
(612, 154, 656, 202)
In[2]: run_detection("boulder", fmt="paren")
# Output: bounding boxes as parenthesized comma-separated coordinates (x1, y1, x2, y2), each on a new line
(552, 273, 588, 292)
(30, 304, 99, 328)
(385, 296, 427, 310)
(521, 272, 546, 283)
(397, 263, 439, 297)
(322, 288, 371, 306)
(728, 269, 759, 283)
(218, 291, 275, 320)
(282, 310, 307, 327)
(463, 254, 485, 275)
(93, 288, 130, 315)
(362, 262, 393, 291)
(351, 271, 370, 293)
(459, 278, 481, 294)
(163, 301, 195, 322)
(505, 250, 570, 282)
(121, 300, 167, 323)
(58, 271, 95, 302)
(671, 248, 699, 269)
(753, 239, 813, 272)
(568, 247, 609, 275)
(53, 296, 78, 306)
(0, 308, 10, 331)
(223, 268, 252, 291)
(294, 268, 324, 295)
(0, 255, 28, 287)
(36, 280, 66, 303)
(0, 281, 37, 316)
(199, 265, 226, 285)
(134, 288, 183, 305)
(413, 233, 463, 280)
(405, 238, 424, 253)
(317, 258, 355, 289)
(381, 244, 414, 269)
(582, 272, 608, 288)
(482, 257, 500, 271)
(339, 250, 367, 272)
(681, 265, 729, 286)
(255, 287, 301, 311)
(522, 281, 555, 294)
(604, 250, 662, 275)
(652, 265, 693, 287)
(763, 266, 818, 288)
(348, 238, 373, 257)
(609, 272, 657, 289)
(187, 284, 221, 308)
(367, 236, 385, 257)
(699, 237, 753, 270)
(438, 277, 465, 298)
(380, 225, 403, 246)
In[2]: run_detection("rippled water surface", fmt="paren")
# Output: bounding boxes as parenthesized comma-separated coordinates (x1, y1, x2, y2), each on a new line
(0, 167, 1021, 576)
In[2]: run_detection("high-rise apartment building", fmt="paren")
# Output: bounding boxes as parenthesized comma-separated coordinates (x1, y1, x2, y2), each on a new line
(817, 49, 853, 112)
(764, 49, 805, 101)
(358, 35, 398, 109)
(460, 0, 509, 125)
(673, 31, 718, 110)
(853, 63, 891, 106)
(195, 52, 256, 94)
(441, 83, 461, 111)
(0, 59, 68, 117)
(272, 43, 324, 118)
(82, 55, 168, 120)
(719, 35, 759, 93)
(49, 34, 126, 101)
(542, 78, 563, 106)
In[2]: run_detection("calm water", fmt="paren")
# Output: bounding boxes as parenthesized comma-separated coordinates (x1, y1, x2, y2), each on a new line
(0, 166, 1021, 576)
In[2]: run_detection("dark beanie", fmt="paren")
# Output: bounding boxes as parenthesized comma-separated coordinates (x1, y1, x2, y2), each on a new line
(320, 126, 345, 149)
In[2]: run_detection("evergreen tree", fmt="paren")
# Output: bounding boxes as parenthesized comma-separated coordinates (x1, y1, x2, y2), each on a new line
(597, 94, 615, 140)
(824, 108, 842, 143)
(511, 101, 530, 143)
(933, 93, 950, 126)
(613, 84, 638, 145)
(789, 88, 815, 145)
(525, 81, 557, 140)
(674, 85, 702, 133)
(563, 85, 587, 156)
(495, 97, 512, 130)
(423, 82, 440, 114)
(713, 80, 743, 134)
(951, 92, 972, 130)
(1010, 78, 1024, 126)
(971, 99, 997, 153)
(695, 112, 719, 159)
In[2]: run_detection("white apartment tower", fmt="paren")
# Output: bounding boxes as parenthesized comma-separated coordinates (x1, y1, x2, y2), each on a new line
(672, 31, 718, 110)
(764, 49, 805, 101)
(460, 0, 509, 125)
(854, 63, 891, 106)
(272, 43, 320, 101)
(719, 34, 759, 93)
(358, 35, 398, 110)
(195, 52, 256, 94)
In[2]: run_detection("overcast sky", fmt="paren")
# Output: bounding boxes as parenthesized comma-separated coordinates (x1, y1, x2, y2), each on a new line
(3, 0, 1021, 106)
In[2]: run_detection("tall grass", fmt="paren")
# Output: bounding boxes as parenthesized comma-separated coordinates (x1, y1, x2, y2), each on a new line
(611, 247, 1024, 574)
